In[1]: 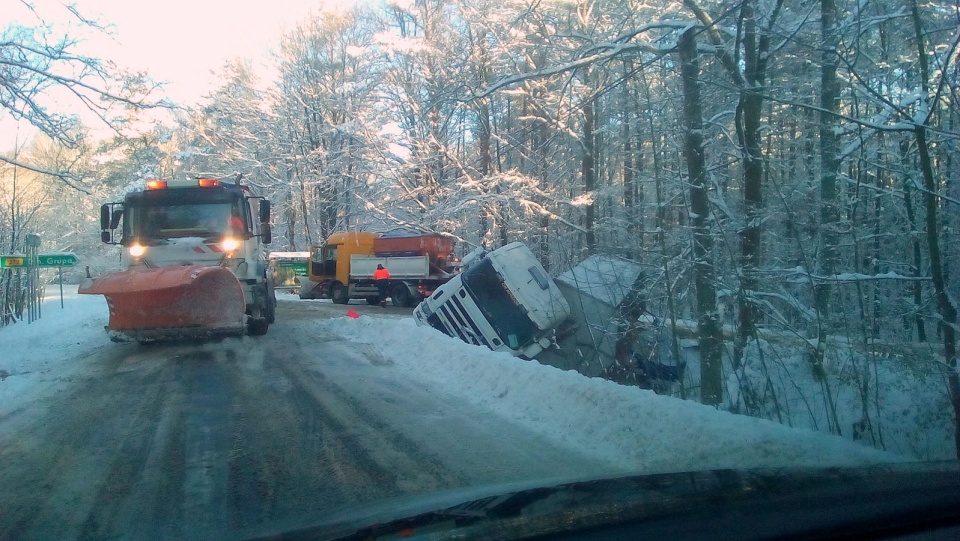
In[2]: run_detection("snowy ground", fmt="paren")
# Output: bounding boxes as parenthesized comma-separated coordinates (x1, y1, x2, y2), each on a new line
(0, 291, 113, 422)
(319, 311, 899, 473)
(721, 336, 955, 461)
(1, 289, 905, 480)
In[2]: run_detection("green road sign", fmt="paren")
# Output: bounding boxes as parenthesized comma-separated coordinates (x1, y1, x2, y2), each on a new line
(0, 255, 25, 268)
(0, 253, 78, 268)
(37, 253, 79, 268)
(278, 260, 308, 275)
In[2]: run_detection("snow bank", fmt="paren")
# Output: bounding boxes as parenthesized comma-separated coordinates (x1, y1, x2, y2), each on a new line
(0, 286, 110, 418)
(0, 289, 110, 419)
(320, 316, 900, 474)
(0, 292, 903, 475)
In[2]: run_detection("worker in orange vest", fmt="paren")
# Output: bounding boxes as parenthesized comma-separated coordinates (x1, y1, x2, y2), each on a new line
(373, 263, 391, 307)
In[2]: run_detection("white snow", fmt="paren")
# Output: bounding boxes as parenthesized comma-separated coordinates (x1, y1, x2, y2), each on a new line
(0, 290, 110, 421)
(319, 313, 899, 473)
(0, 292, 902, 476)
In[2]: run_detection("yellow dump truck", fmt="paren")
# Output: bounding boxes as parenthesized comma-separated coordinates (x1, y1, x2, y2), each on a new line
(297, 230, 458, 307)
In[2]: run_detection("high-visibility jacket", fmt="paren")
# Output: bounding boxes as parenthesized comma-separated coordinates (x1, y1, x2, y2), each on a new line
(373, 268, 390, 281)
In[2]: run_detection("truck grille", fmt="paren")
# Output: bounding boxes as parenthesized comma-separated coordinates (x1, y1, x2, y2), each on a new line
(435, 296, 492, 349)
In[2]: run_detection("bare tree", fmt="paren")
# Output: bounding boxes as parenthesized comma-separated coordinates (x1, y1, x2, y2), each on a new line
(907, 0, 960, 457)
(0, 3, 165, 189)
(679, 28, 722, 405)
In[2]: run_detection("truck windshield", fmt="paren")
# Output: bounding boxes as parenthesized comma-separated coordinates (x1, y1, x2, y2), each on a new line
(126, 202, 244, 241)
(461, 258, 537, 350)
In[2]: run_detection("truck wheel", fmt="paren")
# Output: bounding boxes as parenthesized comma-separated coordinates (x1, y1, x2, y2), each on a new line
(265, 288, 277, 324)
(247, 302, 269, 336)
(366, 296, 381, 306)
(392, 284, 412, 308)
(331, 283, 349, 304)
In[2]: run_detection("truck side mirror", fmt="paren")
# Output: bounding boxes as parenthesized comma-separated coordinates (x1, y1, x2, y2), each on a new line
(110, 208, 123, 230)
(100, 204, 111, 230)
(100, 204, 120, 244)
(259, 200, 271, 223)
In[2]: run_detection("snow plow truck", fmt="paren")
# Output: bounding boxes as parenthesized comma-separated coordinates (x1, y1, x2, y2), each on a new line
(80, 178, 276, 342)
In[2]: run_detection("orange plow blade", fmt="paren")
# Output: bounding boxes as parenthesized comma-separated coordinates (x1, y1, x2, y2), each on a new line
(79, 265, 246, 342)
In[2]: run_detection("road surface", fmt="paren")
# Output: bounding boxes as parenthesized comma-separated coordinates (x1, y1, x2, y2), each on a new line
(0, 298, 612, 540)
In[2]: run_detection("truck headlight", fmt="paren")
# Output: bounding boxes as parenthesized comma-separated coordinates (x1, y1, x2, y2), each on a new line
(128, 244, 146, 258)
(221, 237, 240, 252)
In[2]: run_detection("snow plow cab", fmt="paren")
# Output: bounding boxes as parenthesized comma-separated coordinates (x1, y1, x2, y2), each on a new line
(81, 178, 276, 342)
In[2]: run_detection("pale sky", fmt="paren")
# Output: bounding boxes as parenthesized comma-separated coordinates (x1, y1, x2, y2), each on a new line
(22, 0, 331, 104)
(1, 0, 345, 150)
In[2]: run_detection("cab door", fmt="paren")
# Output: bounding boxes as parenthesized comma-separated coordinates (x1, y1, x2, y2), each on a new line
(309, 244, 339, 281)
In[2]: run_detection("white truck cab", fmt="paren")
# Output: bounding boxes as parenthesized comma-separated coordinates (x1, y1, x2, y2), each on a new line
(413, 242, 570, 358)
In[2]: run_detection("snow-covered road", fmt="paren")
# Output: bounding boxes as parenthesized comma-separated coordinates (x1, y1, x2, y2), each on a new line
(0, 290, 899, 539)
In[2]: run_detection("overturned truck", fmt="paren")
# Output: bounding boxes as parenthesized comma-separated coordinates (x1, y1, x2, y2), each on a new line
(415, 246, 685, 389)
(414, 242, 571, 358)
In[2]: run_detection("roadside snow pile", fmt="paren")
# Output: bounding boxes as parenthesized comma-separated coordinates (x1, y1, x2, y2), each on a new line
(726, 338, 953, 461)
(321, 315, 900, 474)
(0, 289, 109, 418)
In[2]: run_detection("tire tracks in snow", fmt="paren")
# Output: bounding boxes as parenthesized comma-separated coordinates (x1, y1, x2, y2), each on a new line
(0, 344, 191, 540)
(222, 339, 468, 536)
(0, 301, 613, 540)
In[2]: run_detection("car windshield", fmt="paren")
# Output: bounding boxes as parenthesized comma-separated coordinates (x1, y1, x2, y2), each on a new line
(461, 258, 538, 349)
(127, 203, 239, 240)
(2, 0, 958, 539)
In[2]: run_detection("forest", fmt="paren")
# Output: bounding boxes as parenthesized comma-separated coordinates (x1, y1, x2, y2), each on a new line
(2, 0, 959, 458)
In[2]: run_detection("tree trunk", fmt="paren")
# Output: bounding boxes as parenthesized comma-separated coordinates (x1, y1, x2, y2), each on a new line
(622, 60, 643, 258)
(537, 116, 551, 270)
(285, 187, 297, 251)
(298, 178, 312, 246)
(526, 47, 551, 270)
(815, 0, 841, 321)
(683, 0, 776, 368)
(909, 0, 960, 457)
(582, 76, 596, 256)
(680, 28, 723, 405)
(916, 124, 960, 458)
(901, 140, 927, 341)
(478, 96, 492, 246)
(613, 273, 648, 385)
(734, 0, 766, 367)
(622, 64, 635, 256)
